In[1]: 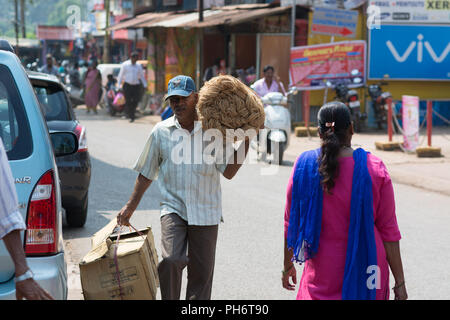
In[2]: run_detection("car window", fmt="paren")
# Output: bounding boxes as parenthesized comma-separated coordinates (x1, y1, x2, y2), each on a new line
(0, 65, 32, 160)
(33, 83, 72, 121)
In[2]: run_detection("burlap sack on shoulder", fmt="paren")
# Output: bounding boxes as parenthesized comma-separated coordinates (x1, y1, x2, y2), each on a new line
(197, 75, 265, 141)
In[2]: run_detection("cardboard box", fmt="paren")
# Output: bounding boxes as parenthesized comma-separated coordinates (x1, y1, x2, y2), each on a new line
(79, 219, 159, 300)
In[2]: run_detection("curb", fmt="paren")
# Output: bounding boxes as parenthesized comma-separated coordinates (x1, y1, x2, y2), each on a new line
(387, 167, 450, 197)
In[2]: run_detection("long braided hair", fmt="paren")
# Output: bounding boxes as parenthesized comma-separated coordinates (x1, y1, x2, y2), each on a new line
(317, 102, 352, 194)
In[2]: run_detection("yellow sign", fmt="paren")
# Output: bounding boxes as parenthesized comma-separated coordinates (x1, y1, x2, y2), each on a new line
(426, 0, 450, 10)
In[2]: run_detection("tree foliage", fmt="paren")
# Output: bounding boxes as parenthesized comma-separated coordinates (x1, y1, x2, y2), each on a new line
(0, 0, 88, 37)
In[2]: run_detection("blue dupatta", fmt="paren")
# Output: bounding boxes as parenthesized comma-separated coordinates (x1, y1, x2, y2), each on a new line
(286, 148, 377, 300)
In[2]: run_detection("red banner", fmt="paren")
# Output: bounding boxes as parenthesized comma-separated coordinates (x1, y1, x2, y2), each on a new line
(289, 40, 366, 90)
(36, 26, 74, 41)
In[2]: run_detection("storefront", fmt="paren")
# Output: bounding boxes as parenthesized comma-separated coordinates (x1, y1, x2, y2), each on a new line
(297, 3, 450, 127)
(109, 4, 296, 112)
(36, 25, 75, 64)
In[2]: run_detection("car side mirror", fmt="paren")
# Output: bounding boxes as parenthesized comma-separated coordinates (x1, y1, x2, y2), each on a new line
(50, 132, 78, 157)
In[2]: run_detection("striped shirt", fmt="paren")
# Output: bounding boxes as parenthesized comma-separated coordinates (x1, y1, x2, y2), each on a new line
(0, 139, 26, 240)
(133, 116, 230, 226)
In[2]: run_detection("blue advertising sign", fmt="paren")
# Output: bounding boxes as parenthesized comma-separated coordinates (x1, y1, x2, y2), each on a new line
(311, 6, 358, 37)
(368, 24, 450, 81)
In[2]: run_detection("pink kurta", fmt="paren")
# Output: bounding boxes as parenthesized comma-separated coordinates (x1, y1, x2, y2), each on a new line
(84, 69, 101, 108)
(284, 153, 401, 300)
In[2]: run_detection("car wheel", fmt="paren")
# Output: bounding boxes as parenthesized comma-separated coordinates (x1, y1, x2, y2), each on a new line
(66, 193, 88, 228)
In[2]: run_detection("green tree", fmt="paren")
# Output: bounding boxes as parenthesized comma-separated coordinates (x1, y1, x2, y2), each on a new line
(0, 0, 88, 38)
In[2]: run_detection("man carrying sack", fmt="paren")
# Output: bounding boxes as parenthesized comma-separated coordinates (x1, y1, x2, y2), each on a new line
(116, 75, 251, 300)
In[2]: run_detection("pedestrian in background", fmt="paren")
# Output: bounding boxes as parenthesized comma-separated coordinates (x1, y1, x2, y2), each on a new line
(117, 75, 250, 300)
(251, 65, 286, 98)
(282, 102, 407, 300)
(203, 58, 220, 83)
(0, 139, 53, 300)
(69, 61, 82, 88)
(39, 54, 59, 77)
(117, 51, 147, 123)
(83, 59, 102, 114)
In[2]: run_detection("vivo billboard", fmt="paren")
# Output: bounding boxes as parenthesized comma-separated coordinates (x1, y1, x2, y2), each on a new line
(368, 24, 450, 80)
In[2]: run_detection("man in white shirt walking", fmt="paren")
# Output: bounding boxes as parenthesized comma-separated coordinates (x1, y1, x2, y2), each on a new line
(117, 75, 251, 300)
(117, 51, 147, 122)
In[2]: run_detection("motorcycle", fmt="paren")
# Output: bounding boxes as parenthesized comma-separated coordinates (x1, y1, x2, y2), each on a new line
(367, 80, 392, 130)
(326, 70, 366, 132)
(26, 60, 39, 71)
(65, 82, 85, 108)
(250, 87, 296, 165)
(64, 66, 85, 108)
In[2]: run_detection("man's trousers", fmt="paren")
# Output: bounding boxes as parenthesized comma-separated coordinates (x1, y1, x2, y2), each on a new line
(158, 213, 218, 300)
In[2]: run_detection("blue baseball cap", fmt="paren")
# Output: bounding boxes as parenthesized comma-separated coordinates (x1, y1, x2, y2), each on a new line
(166, 75, 196, 100)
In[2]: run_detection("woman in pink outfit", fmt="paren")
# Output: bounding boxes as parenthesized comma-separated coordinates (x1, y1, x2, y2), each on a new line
(282, 102, 407, 300)
(83, 60, 102, 114)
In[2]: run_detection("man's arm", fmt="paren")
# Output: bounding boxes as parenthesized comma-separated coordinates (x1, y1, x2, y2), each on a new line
(117, 173, 153, 226)
(139, 64, 148, 88)
(3, 230, 28, 279)
(275, 76, 286, 96)
(222, 139, 250, 180)
(3, 230, 53, 300)
(117, 64, 125, 89)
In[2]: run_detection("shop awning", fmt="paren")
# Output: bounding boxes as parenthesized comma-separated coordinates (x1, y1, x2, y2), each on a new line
(109, 11, 175, 31)
(108, 4, 291, 30)
(2, 36, 40, 48)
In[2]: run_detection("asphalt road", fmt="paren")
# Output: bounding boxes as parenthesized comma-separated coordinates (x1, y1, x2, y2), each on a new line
(63, 107, 450, 300)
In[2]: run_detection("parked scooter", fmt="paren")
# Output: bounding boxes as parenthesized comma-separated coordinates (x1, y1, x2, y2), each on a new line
(64, 65, 84, 108)
(26, 59, 40, 71)
(326, 70, 366, 132)
(250, 87, 296, 165)
(367, 80, 392, 130)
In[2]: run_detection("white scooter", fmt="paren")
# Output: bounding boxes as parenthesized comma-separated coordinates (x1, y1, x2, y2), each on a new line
(251, 89, 295, 165)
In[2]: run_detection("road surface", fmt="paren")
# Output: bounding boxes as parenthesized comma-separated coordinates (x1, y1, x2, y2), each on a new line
(63, 108, 450, 300)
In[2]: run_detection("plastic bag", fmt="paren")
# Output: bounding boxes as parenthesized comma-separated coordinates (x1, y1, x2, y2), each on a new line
(107, 89, 116, 100)
(113, 92, 126, 107)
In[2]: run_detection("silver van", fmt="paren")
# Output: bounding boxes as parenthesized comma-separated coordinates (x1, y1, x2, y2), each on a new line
(0, 41, 77, 299)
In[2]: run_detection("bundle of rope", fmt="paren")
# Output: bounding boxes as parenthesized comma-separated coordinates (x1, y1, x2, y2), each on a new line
(197, 75, 265, 142)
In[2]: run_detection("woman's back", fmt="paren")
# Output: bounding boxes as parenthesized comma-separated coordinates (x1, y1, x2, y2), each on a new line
(284, 152, 401, 300)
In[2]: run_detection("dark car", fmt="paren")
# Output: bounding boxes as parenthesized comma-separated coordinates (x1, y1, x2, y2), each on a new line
(28, 71, 91, 227)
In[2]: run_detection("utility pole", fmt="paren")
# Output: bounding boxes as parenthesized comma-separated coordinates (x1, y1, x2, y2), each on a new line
(198, 0, 204, 22)
(291, 0, 296, 48)
(103, 0, 111, 63)
(14, 0, 19, 53)
(196, 0, 204, 89)
(20, 0, 26, 38)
